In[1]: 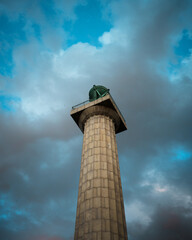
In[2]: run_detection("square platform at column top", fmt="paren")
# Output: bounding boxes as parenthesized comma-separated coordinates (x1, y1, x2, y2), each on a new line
(70, 94, 127, 134)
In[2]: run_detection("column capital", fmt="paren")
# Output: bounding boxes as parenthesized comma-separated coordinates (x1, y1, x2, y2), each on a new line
(79, 105, 120, 133)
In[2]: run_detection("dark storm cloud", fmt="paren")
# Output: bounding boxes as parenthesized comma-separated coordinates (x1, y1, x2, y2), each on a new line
(0, 0, 192, 239)
(128, 205, 192, 240)
(0, 136, 81, 238)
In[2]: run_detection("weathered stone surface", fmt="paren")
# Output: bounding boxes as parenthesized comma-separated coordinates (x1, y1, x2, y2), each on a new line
(74, 105, 128, 240)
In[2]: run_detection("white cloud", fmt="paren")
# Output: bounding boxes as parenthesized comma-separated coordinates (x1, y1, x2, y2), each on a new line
(99, 28, 128, 47)
(125, 200, 152, 226)
(52, 43, 97, 81)
(141, 168, 192, 209)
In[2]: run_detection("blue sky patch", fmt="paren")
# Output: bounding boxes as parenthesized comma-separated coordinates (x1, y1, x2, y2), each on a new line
(31, 23, 42, 41)
(0, 14, 27, 76)
(0, 95, 21, 112)
(172, 147, 191, 162)
(168, 29, 192, 75)
(174, 30, 192, 58)
(40, 0, 58, 27)
(63, 0, 112, 47)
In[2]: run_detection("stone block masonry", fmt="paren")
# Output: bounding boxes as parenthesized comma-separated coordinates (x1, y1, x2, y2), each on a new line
(73, 104, 128, 240)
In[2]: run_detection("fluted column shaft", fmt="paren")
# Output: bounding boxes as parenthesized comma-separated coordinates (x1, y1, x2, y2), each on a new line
(74, 107, 127, 240)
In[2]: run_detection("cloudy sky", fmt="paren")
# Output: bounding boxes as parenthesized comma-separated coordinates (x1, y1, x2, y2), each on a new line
(0, 0, 192, 239)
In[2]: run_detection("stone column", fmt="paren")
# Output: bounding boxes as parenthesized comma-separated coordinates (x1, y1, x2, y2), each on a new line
(74, 106, 128, 240)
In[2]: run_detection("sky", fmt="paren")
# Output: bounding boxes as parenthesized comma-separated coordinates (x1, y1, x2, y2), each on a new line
(0, 0, 192, 239)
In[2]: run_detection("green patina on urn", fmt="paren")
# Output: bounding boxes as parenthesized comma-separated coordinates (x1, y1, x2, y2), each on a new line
(89, 85, 110, 101)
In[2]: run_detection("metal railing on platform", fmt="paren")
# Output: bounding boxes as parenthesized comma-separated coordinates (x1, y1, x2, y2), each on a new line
(72, 99, 90, 109)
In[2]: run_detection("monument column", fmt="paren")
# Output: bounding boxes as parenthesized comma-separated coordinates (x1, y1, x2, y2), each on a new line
(71, 86, 128, 240)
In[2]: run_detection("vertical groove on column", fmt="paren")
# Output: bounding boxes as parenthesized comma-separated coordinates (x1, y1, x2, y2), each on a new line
(90, 116, 95, 240)
(103, 116, 111, 240)
(98, 116, 102, 240)
(114, 133, 128, 239)
(108, 117, 119, 240)
(114, 132, 124, 239)
(112, 129, 121, 239)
